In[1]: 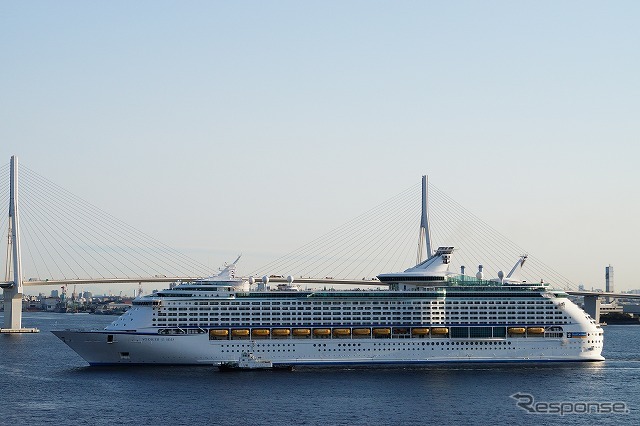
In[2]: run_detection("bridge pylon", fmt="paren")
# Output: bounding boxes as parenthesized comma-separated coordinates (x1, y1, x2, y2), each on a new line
(416, 175, 433, 264)
(1, 156, 38, 333)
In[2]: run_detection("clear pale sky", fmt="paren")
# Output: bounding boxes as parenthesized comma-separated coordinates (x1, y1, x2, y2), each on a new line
(2, 1, 639, 294)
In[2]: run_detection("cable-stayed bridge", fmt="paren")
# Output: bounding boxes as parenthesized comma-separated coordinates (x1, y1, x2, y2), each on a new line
(1, 156, 636, 331)
(1, 158, 574, 288)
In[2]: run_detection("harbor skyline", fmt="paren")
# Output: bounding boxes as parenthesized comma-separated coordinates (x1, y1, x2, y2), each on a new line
(2, 2, 639, 291)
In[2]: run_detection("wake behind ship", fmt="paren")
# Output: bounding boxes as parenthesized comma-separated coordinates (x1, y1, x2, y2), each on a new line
(53, 248, 604, 366)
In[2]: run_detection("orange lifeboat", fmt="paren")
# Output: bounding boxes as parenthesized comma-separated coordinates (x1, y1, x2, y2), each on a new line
(431, 327, 449, 335)
(231, 329, 249, 337)
(372, 328, 391, 336)
(508, 327, 526, 334)
(411, 328, 430, 335)
(252, 329, 270, 338)
(209, 329, 229, 337)
(293, 328, 311, 336)
(353, 328, 371, 336)
(272, 328, 291, 337)
(313, 328, 331, 336)
(527, 327, 545, 334)
(333, 328, 351, 337)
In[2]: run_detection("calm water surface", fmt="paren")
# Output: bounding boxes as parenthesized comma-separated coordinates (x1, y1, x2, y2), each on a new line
(1, 313, 639, 425)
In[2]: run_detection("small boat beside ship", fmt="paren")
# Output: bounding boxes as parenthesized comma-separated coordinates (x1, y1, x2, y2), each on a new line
(218, 352, 293, 372)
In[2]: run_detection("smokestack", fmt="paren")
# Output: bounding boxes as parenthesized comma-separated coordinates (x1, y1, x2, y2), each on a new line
(476, 265, 484, 280)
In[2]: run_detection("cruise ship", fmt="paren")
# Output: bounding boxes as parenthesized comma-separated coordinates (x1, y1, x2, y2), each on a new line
(53, 249, 604, 366)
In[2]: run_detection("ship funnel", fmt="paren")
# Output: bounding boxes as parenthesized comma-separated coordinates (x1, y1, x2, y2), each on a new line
(259, 275, 269, 291)
(476, 265, 484, 280)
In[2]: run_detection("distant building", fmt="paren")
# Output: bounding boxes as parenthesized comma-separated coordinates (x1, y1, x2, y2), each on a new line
(606, 265, 614, 303)
(605, 265, 614, 292)
(624, 305, 640, 317)
(22, 296, 40, 311)
(43, 297, 58, 312)
(578, 284, 585, 291)
(51, 290, 59, 298)
(600, 302, 623, 315)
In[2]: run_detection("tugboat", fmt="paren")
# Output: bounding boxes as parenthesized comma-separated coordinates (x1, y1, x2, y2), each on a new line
(218, 352, 293, 372)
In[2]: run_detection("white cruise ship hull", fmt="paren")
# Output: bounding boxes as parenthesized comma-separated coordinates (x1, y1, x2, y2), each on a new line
(52, 250, 606, 366)
(52, 330, 604, 366)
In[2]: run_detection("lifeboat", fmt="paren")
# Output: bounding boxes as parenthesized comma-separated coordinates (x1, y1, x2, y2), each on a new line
(272, 328, 291, 337)
(431, 327, 449, 335)
(508, 327, 526, 334)
(353, 328, 371, 336)
(292, 328, 311, 336)
(231, 329, 249, 337)
(209, 329, 229, 337)
(313, 328, 331, 336)
(527, 327, 545, 334)
(251, 329, 270, 337)
(372, 328, 391, 336)
(333, 328, 351, 336)
(411, 328, 430, 335)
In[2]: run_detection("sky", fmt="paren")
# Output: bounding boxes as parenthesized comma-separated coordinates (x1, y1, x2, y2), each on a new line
(1, 1, 639, 295)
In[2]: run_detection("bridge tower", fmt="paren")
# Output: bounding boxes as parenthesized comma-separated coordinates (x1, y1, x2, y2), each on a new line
(1, 155, 37, 333)
(416, 175, 433, 264)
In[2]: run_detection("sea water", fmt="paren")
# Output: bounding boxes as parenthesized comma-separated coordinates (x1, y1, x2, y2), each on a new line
(1, 313, 638, 425)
